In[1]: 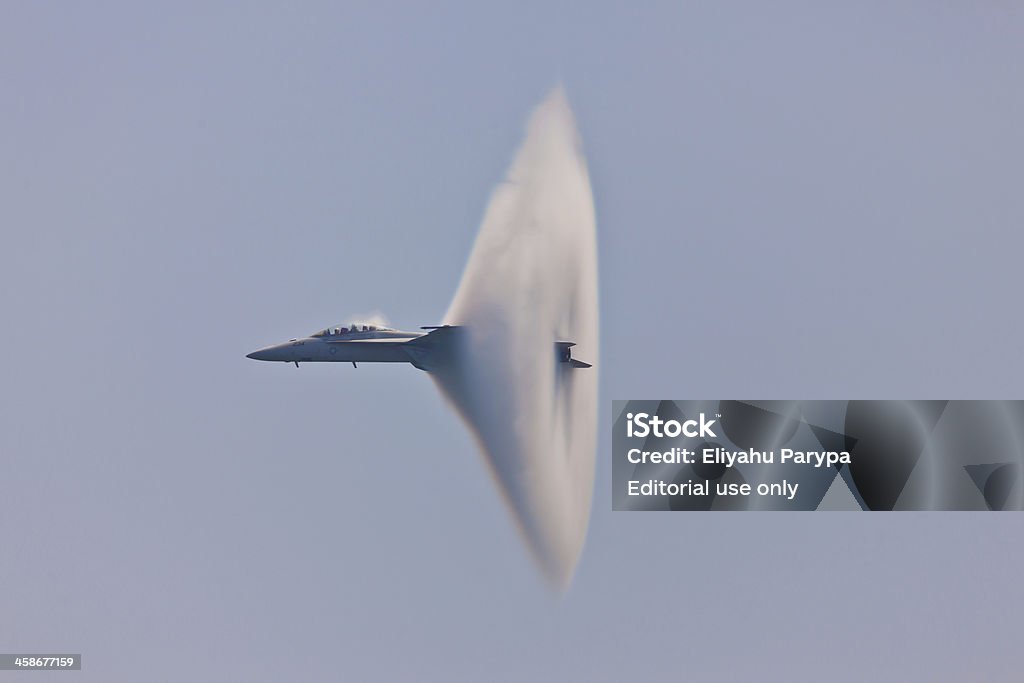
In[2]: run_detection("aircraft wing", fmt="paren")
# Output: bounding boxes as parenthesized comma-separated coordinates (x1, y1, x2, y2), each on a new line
(401, 325, 464, 371)
(323, 338, 409, 343)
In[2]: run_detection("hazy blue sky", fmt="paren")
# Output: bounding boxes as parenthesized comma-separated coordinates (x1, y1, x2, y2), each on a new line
(2, 3, 1023, 681)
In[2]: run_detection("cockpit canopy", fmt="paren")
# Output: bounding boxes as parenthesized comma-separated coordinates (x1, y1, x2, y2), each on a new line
(310, 323, 392, 338)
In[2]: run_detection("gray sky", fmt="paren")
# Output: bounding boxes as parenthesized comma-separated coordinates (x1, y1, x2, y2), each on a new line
(2, 2, 1023, 681)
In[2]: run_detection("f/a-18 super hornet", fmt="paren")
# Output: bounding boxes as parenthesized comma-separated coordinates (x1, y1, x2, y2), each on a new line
(246, 323, 592, 371)
(246, 89, 598, 588)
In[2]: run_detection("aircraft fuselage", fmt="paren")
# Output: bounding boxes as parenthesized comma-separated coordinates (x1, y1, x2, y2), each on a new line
(247, 328, 424, 365)
(247, 324, 590, 370)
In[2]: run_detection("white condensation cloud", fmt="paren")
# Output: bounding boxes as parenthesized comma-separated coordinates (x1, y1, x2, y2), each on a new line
(432, 88, 599, 588)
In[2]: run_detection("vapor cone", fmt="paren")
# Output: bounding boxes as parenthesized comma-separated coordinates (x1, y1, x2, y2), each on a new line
(432, 88, 599, 588)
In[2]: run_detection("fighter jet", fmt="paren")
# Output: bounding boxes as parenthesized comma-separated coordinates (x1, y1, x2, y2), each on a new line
(247, 323, 592, 371)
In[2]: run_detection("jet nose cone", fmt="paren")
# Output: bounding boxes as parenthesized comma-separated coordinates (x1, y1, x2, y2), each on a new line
(246, 347, 275, 361)
(248, 341, 299, 362)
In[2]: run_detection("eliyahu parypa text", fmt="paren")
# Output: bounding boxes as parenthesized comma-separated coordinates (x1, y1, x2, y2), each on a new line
(624, 412, 852, 469)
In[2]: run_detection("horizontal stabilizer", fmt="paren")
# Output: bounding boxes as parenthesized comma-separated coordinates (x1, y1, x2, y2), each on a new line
(555, 340, 591, 368)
